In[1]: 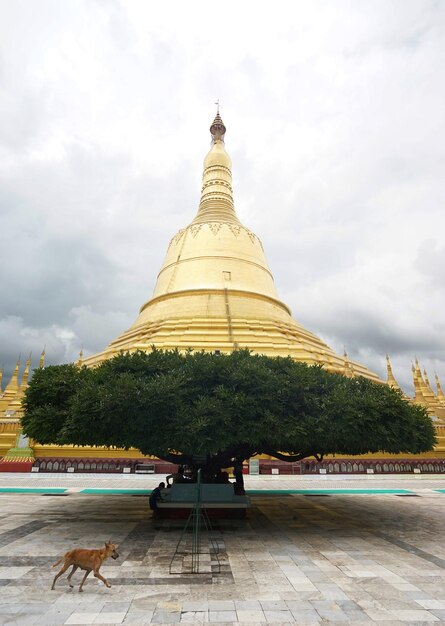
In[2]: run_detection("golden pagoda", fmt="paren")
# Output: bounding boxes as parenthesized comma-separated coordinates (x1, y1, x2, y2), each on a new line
(435, 373, 445, 404)
(385, 354, 402, 392)
(1, 111, 444, 471)
(84, 111, 381, 381)
(0, 357, 22, 414)
(0, 354, 36, 469)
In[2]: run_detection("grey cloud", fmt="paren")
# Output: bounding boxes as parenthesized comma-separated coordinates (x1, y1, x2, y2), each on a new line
(0, 316, 73, 382)
(306, 307, 444, 357)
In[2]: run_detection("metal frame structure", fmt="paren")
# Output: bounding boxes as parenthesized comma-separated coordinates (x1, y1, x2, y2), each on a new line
(169, 469, 221, 575)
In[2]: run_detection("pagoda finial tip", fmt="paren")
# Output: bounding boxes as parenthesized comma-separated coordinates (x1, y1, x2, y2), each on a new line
(39, 346, 46, 368)
(210, 103, 226, 143)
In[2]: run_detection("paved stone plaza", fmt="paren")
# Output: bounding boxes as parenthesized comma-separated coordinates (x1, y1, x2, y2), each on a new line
(1, 475, 445, 625)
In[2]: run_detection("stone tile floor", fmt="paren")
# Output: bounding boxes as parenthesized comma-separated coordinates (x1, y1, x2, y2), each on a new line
(0, 475, 445, 624)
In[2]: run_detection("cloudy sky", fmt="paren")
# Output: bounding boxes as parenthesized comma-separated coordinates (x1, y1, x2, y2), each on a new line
(1, 0, 444, 393)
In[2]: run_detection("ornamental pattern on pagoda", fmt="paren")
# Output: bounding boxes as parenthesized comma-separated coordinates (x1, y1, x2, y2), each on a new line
(168, 222, 263, 249)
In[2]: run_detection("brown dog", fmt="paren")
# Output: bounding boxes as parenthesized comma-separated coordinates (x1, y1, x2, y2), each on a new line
(51, 541, 119, 592)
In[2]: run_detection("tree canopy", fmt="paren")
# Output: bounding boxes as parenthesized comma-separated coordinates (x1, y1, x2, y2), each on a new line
(22, 349, 436, 470)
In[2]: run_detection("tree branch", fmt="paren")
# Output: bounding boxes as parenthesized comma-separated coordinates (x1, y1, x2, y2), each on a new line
(262, 449, 315, 463)
(204, 445, 256, 470)
(154, 452, 192, 465)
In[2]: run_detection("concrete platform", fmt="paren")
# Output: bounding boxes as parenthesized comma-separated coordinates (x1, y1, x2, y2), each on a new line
(0, 475, 445, 624)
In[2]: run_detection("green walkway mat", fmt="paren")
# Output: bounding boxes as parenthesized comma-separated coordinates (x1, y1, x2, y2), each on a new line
(0, 487, 417, 495)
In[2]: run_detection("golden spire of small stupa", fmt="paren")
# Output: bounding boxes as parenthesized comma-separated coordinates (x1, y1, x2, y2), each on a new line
(435, 373, 445, 403)
(0, 366, 4, 395)
(419, 365, 438, 409)
(21, 354, 32, 389)
(412, 361, 427, 405)
(39, 347, 45, 369)
(9, 356, 20, 388)
(3, 353, 33, 416)
(415, 358, 426, 388)
(423, 368, 435, 395)
(77, 348, 83, 368)
(386, 354, 401, 390)
(0, 356, 21, 412)
(343, 350, 354, 378)
(412, 359, 438, 410)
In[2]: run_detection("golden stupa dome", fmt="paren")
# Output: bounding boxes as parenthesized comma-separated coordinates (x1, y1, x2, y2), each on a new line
(84, 110, 382, 384)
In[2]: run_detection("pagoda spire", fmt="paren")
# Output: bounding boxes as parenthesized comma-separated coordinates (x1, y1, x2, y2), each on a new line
(39, 347, 45, 369)
(192, 109, 239, 225)
(415, 358, 426, 390)
(77, 349, 84, 368)
(0, 356, 21, 412)
(423, 368, 435, 397)
(3, 354, 33, 417)
(412, 359, 439, 411)
(21, 354, 32, 389)
(343, 350, 354, 378)
(210, 106, 226, 143)
(11, 356, 20, 382)
(0, 366, 3, 395)
(435, 373, 445, 403)
(417, 362, 438, 409)
(386, 354, 401, 390)
(412, 362, 427, 405)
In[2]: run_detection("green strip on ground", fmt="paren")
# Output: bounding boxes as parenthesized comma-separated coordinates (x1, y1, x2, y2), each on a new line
(247, 489, 414, 495)
(81, 488, 413, 495)
(434, 489, 445, 493)
(0, 487, 416, 496)
(0, 488, 67, 494)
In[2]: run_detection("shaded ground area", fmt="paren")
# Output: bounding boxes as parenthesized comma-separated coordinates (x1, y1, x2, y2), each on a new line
(0, 479, 445, 624)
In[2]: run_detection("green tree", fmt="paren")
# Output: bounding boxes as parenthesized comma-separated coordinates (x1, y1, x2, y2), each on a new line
(22, 349, 435, 471)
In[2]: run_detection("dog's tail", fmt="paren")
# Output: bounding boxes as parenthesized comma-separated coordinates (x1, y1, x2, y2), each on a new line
(52, 557, 64, 568)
